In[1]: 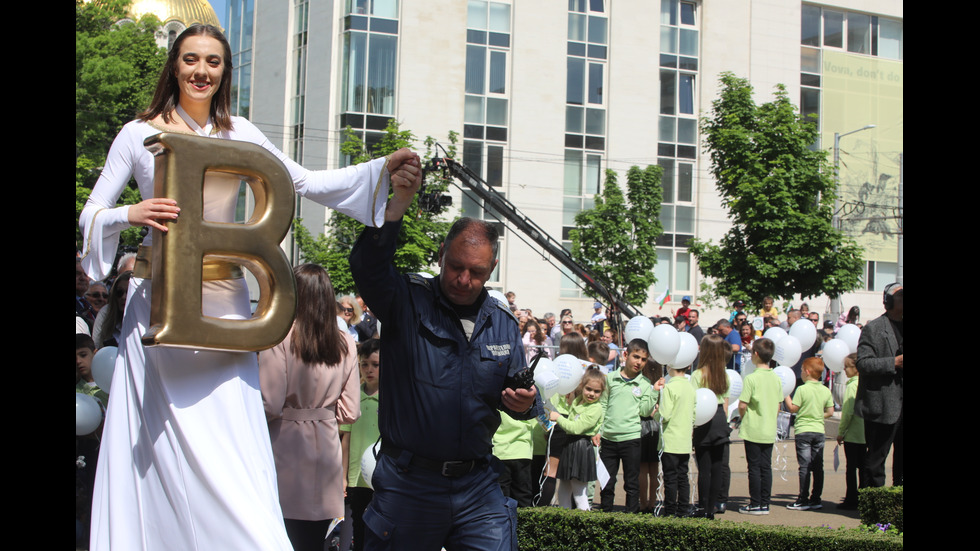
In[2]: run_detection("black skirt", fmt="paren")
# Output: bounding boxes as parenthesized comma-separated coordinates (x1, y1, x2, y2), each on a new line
(548, 423, 568, 459)
(693, 404, 731, 447)
(556, 435, 597, 481)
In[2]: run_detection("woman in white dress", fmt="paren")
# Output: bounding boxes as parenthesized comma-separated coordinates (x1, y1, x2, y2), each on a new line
(79, 24, 420, 550)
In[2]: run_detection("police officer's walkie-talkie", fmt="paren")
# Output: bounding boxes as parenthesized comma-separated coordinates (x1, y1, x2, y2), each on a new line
(507, 349, 545, 391)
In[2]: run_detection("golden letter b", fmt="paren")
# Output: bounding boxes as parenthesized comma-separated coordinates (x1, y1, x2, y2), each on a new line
(141, 133, 297, 352)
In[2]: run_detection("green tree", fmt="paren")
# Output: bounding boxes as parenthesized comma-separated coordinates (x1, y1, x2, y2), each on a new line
(294, 120, 457, 294)
(569, 165, 664, 308)
(689, 72, 863, 304)
(76, 0, 166, 248)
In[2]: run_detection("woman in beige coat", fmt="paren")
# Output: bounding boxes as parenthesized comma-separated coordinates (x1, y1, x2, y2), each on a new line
(260, 264, 360, 551)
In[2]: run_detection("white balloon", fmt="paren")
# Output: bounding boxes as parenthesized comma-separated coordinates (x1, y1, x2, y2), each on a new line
(836, 324, 861, 354)
(553, 354, 586, 395)
(773, 365, 796, 398)
(789, 319, 817, 349)
(648, 324, 681, 365)
(92, 346, 117, 394)
(763, 327, 787, 344)
(76, 393, 103, 436)
(726, 369, 743, 403)
(360, 441, 381, 490)
(624, 316, 654, 344)
(669, 332, 699, 368)
(822, 339, 850, 373)
(773, 335, 802, 367)
(488, 289, 508, 307)
(533, 358, 561, 401)
(694, 388, 717, 427)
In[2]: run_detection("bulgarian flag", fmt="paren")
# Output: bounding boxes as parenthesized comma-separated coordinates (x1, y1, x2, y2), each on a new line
(656, 288, 671, 310)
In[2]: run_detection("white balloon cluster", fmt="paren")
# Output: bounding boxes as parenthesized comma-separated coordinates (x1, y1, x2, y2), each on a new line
(824, 323, 861, 372)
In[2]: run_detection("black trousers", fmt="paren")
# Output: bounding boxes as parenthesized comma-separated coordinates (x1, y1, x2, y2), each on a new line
(861, 408, 903, 488)
(599, 438, 641, 512)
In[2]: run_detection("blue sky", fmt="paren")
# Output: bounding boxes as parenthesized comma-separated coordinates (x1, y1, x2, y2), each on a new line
(209, 0, 227, 29)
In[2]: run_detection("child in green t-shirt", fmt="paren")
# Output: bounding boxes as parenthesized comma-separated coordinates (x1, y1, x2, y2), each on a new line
(737, 337, 781, 515)
(836, 353, 864, 509)
(659, 364, 695, 517)
(340, 339, 380, 551)
(783, 357, 834, 511)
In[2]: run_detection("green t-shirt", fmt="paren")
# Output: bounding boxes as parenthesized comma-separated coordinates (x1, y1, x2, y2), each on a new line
(600, 370, 658, 442)
(739, 367, 782, 444)
(691, 368, 730, 405)
(838, 375, 865, 444)
(492, 413, 535, 460)
(660, 376, 695, 454)
(791, 380, 833, 434)
(339, 386, 379, 488)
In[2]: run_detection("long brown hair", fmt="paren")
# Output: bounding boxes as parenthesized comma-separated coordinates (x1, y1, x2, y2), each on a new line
(696, 334, 730, 396)
(139, 24, 234, 132)
(290, 264, 348, 366)
(525, 320, 546, 345)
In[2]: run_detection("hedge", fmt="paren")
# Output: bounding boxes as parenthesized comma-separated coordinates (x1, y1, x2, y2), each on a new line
(517, 508, 902, 550)
(859, 486, 903, 532)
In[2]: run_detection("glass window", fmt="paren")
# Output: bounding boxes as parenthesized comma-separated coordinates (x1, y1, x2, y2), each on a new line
(486, 98, 507, 125)
(661, 0, 677, 26)
(678, 74, 694, 114)
(466, 45, 485, 94)
(585, 154, 601, 194)
(677, 118, 696, 145)
(660, 71, 676, 115)
(801, 4, 821, 46)
(675, 205, 695, 234)
(588, 63, 603, 104)
(563, 196, 581, 226)
(489, 3, 510, 32)
(677, 163, 692, 202)
(675, 252, 691, 291)
(801, 88, 819, 123)
(658, 116, 675, 142)
(464, 140, 484, 178)
(585, 108, 604, 135)
(568, 13, 586, 41)
(489, 51, 506, 94)
(367, 34, 396, 114)
(342, 32, 367, 112)
(564, 150, 583, 195)
(801, 46, 820, 73)
(679, 29, 698, 56)
(655, 249, 672, 289)
(588, 16, 607, 44)
(680, 2, 695, 26)
(824, 10, 843, 48)
(467, 0, 487, 29)
(566, 106, 584, 133)
(661, 26, 678, 54)
(658, 158, 674, 202)
(373, 0, 397, 18)
(465, 95, 484, 123)
(567, 58, 585, 104)
(878, 18, 902, 60)
(487, 145, 503, 187)
(847, 13, 871, 54)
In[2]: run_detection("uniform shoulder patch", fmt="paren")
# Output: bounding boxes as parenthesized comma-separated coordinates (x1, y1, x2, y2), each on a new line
(493, 298, 519, 324)
(407, 273, 433, 290)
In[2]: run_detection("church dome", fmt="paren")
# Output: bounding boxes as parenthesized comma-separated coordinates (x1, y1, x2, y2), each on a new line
(128, 0, 221, 28)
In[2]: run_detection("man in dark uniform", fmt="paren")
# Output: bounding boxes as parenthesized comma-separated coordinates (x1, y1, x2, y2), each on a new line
(350, 158, 541, 551)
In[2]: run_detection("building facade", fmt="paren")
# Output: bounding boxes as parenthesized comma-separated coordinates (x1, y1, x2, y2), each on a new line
(226, 0, 903, 323)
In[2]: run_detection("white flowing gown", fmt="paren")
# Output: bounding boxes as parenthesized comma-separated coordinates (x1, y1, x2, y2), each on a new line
(79, 117, 390, 550)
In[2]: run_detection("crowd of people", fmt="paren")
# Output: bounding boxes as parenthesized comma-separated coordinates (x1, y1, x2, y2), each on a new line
(491, 289, 902, 519)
